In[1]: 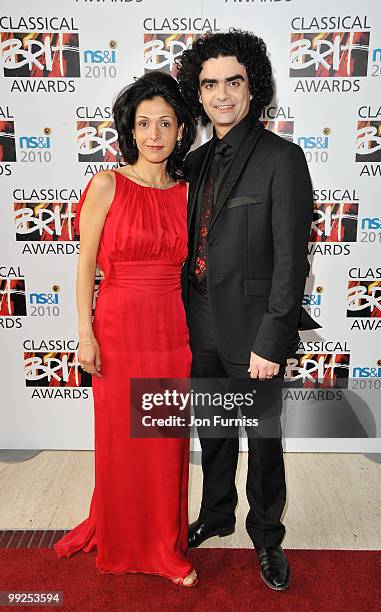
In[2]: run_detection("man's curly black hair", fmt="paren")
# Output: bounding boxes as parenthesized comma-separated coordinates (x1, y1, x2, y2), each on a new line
(175, 30, 274, 125)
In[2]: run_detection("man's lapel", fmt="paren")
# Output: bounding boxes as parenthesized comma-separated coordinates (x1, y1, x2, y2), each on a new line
(187, 140, 213, 229)
(209, 120, 264, 233)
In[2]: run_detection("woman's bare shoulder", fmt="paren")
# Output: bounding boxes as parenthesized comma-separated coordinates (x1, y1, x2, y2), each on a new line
(86, 170, 116, 204)
(80, 171, 116, 219)
(89, 170, 115, 191)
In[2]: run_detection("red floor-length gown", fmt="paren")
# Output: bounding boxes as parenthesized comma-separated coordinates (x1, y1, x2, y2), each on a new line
(54, 170, 193, 579)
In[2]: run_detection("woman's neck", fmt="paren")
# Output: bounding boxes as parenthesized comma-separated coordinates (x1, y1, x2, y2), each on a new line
(131, 159, 170, 186)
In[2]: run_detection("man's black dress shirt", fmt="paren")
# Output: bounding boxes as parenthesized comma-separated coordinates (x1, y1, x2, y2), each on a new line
(189, 113, 256, 283)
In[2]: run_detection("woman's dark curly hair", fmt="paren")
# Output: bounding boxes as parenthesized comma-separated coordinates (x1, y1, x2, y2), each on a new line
(175, 30, 274, 125)
(112, 71, 196, 179)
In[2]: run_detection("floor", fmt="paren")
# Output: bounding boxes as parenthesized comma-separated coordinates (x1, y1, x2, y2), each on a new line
(0, 451, 380, 550)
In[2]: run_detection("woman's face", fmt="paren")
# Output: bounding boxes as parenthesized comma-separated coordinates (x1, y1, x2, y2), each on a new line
(133, 96, 183, 165)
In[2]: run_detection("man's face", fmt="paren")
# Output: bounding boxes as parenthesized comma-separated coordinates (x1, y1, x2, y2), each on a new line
(198, 55, 252, 137)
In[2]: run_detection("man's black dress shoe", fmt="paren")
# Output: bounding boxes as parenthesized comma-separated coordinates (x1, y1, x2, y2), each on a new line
(255, 545, 291, 590)
(188, 520, 235, 548)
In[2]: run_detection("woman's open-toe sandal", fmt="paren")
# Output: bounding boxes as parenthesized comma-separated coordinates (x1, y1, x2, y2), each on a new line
(169, 569, 198, 587)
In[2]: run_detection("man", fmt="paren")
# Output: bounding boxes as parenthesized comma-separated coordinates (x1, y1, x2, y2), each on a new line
(176, 30, 320, 591)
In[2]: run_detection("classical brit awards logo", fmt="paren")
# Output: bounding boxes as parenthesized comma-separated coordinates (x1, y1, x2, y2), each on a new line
(356, 106, 381, 177)
(23, 339, 91, 399)
(13, 186, 81, 255)
(309, 189, 359, 256)
(143, 17, 220, 75)
(0, 266, 26, 329)
(347, 267, 381, 330)
(289, 15, 370, 93)
(286, 341, 350, 388)
(0, 16, 80, 92)
(76, 106, 120, 176)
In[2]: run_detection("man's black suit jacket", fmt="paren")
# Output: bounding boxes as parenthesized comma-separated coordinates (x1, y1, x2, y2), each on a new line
(183, 118, 321, 366)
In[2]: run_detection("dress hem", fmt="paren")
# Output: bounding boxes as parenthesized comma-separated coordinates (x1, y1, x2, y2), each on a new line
(54, 543, 193, 581)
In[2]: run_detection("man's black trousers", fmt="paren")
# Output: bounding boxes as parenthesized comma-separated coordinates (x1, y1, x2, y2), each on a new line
(187, 280, 287, 548)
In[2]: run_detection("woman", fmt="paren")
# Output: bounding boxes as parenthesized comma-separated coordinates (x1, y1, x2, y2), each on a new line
(54, 71, 197, 586)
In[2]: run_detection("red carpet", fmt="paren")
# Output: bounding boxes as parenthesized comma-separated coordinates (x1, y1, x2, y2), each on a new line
(0, 548, 380, 611)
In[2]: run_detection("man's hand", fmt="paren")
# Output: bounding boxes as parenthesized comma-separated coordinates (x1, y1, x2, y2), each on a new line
(248, 352, 280, 379)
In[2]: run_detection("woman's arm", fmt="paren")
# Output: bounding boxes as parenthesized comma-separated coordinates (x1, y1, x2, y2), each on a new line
(77, 171, 115, 377)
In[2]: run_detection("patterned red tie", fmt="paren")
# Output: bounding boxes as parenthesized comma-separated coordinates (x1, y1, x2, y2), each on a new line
(194, 140, 227, 282)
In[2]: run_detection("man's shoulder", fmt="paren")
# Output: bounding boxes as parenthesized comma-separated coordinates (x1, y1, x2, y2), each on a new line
(258, 127, 306, 166)
(184, 140, 211, 179)
(187, 140, 211, 163)
(260, 127, 299, 152)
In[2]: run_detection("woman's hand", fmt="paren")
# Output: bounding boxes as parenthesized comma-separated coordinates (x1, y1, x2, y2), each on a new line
(78, 338, 102, 378)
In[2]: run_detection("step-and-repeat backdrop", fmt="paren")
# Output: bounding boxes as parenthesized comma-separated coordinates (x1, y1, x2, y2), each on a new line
(0, 0, 380, 451)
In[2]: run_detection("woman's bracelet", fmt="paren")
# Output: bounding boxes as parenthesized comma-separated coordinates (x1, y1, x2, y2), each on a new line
(79, 337, 95, 345)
